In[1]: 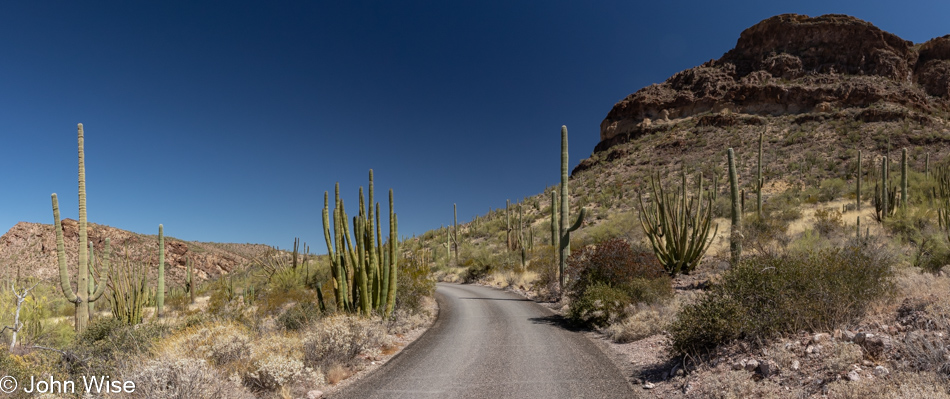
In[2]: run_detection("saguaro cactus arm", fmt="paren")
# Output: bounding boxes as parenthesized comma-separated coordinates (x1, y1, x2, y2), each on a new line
(52, 194, 80, 304)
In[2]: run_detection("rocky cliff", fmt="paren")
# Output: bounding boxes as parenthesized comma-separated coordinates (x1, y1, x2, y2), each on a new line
(0, 221, 273, 286)
(582, 14, 950, 173)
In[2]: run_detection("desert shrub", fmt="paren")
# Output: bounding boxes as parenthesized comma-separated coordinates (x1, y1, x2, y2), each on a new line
(387, 308, 431, 335)
(565, 238, 668, 299)
(527, 245, 559, 300)
(576, 210, 642, 245)
(160, 323, 252, 368)
(818, 178, 849, 202)
(670, 246, 893, 355)
(396, 254, 436, 313)
(743, 213, 791, 254)
(565, 239, 673, 327)
(459, 244, 496, 283)
(568, 279, 673, 328)
(913, 234, 950, 274)
(71, 318, 170, 377)
(244, 334, 323, 393)
(603, 301, 677, 343)
(885, 206, 935, 245)
(711, 195, 732, 219)
(277, 302, 322, 331)
(125, 357, 254, 399)
(814, 207, 843, 236)
(303, 315, 387, 370)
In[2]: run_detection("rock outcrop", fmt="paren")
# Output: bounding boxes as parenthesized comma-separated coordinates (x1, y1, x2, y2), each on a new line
(594, 14, 950, 160)
(0, 221, 272, 284)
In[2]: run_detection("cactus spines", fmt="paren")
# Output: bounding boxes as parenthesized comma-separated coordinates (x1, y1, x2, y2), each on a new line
(901, 148, 908, 209)
(51, 124, 107, 333)
(157, 224, 165, 317)
(728, 148, 742, 265)
(558, 126, 586, 293)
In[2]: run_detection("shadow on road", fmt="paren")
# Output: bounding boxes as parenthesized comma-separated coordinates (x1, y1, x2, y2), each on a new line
(527, 314, 587, 332)
(457, 297, 532, 301)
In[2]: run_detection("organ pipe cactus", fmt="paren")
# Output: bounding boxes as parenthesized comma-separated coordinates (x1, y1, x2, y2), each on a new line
(558, 126, 586, 292)
(51, 123, 108, 333)
(638, 170, 718, 276)
(322, 170, 398, 317)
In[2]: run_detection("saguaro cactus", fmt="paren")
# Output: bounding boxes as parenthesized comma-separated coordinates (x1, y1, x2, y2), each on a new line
(857, 150, 862, 211)
(558, 126, 586, 293)
(452, 204, 460, 264)
(901, 148, 909, 209)
(550, 190, 558, 247)
(755, 132, 764, 218)
(51, 124, 108, 333)
(156, 224, 165, 317)
(728, 148, 742, 264)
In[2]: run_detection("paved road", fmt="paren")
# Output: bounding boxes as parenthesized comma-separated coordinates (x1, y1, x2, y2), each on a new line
(333, 283, 634, 398)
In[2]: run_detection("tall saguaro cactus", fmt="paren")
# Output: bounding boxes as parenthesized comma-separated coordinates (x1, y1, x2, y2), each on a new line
(550, 190, 558, 247)
(755, 132, 764, 218)
(901, 148, 909, 209)
(728, 148, 742, 264)
(558, 126, 586, 293)
(51, 123, 108, 333)
(156, 224, 165, 317)
(857, 150, 862, 211)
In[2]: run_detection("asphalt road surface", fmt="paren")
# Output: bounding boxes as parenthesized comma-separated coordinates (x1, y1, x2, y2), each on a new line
(333, 283, 635, 398)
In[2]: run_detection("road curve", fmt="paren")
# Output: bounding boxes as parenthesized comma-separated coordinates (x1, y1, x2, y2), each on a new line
(332, 283, 634, 398)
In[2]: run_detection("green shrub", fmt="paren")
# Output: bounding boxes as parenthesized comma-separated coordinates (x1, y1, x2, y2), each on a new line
(565, 239, 672, 327)
(277, 302, 322, 331)
(670, 247, 893, 355)
(814, 207, 843, 236)
(396, 254, 436, 313)
(818, 178, 848, 202)
(528, 246, 559, 300)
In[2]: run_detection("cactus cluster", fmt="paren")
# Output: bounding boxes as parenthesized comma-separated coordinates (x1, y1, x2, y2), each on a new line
(322, 170, 398, 317)
(638, 169, 718, 276)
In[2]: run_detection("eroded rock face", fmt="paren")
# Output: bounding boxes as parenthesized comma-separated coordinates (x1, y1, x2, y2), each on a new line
(597, 14, 950, 148)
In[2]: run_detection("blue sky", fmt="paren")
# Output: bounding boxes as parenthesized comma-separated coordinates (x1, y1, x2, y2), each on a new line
(2, 1, 948, 252)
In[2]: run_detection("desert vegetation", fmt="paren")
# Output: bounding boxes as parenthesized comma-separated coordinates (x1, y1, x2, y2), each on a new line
(0, 125, 436, 398)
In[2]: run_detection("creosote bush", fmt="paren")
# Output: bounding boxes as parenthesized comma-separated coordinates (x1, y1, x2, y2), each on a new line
(670, 246, 893, 355)
(565, 239, 673, 327)
(814, 207, 844, 236)
(396, 255, 436, 313)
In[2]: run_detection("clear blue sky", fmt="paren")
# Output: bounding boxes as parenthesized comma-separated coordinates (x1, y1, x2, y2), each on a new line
(2, 1, 947, 252)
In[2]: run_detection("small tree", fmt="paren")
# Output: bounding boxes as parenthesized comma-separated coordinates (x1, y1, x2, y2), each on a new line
(2, 282, 40, 350)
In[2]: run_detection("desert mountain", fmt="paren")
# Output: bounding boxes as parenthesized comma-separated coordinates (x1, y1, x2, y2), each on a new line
(575, 14, 950, 178)
(0, 220, 273, 286)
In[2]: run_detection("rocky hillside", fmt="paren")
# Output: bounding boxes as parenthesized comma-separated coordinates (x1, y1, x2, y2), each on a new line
(0, 221, 273, 285)
(575, 14, 950, 180)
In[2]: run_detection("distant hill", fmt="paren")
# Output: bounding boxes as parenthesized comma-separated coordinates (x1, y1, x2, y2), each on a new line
(0, 220, 273, 286)
(574, 14, 950, 187)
